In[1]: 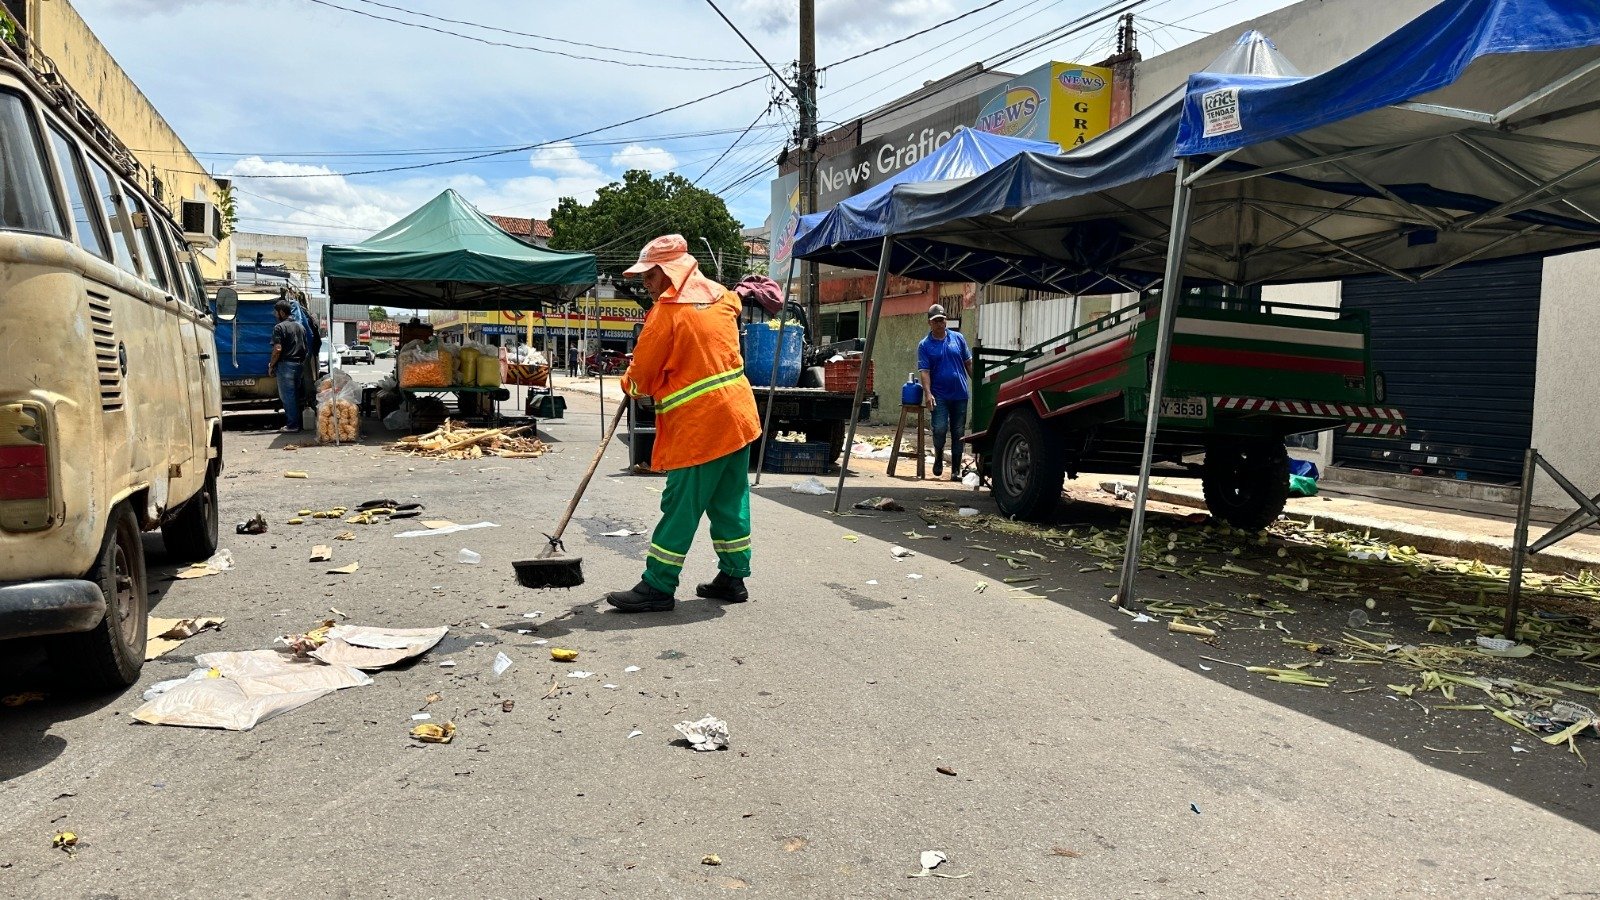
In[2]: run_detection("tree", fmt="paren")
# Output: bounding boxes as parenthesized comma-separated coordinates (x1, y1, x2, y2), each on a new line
(367, 306, 389, 322)
(548, 170, 747, 283)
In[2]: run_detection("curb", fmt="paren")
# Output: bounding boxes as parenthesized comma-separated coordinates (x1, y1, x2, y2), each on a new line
(1138, 484, 1600, 578)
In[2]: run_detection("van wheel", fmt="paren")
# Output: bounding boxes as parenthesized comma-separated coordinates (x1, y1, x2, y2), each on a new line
(990, 410, 1067, 521)
(162, 468, 219, 562)
(1203, 438, 1290, 530)
(53, 504, 147, 689)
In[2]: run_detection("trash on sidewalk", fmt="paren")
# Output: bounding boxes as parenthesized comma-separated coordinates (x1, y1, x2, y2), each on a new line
(962, 472, 980, 487)
(890, 545, 913, 559)
(601, 528, 644, 537)
(791, 477, 832, 495)
(701, 854, 722, 866)
(1168, 620, 1216, 638)
(458, 548, 482, 565)
(130, 650, 373, 731)
(493, 651, 514, 676)
(52, 831, 77, 856)
(393, 522, 500, 538)
(550, 648, 578, 662)
(326, 562, 360, 575)
(420, 520, 457, 530)
(284, 471, 309, 479)
(957, 507, 979, 517)
(235, 512, 268, 535)
(175, 549, 234, 580)
(567, 670, 594, 679)
(853, 496, 903, 511)
(675, 715, 729, 751)
(908, 850, 971, 879)
(309, 625, 448, 670)
(1348, 608, 1370, 628)
(410, 721, 456, 743)
(310, 545, 333, 562)
(389, 420, 548, 460)
(145, 616, 225, 660)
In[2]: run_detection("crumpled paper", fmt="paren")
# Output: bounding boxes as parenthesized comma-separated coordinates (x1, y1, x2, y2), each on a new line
(144, 616, 225, 660)
(674, 715, 729, 751)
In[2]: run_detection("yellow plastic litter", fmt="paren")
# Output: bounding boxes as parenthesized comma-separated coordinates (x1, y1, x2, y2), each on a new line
(550, 648, 579, 662)
(284, 471, 309, 479)
(53, 831, 77, 855)
(410, 721, 456, 744)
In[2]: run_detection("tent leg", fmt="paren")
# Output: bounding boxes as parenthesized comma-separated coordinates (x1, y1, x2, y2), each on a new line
(752, 277, 797, 487)
(1116, 158, 1196, 608)
(831, 236, 893, 514)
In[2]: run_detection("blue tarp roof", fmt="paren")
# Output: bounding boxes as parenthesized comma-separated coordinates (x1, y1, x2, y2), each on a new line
(792, 128, 1056, 264)
(809, 2, 1600, 290)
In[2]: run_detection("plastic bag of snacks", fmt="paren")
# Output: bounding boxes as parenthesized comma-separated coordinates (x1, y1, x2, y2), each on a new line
(457, 343, 485, 387)
(398, 339, 450, 388)
(315, 370, 362, 443)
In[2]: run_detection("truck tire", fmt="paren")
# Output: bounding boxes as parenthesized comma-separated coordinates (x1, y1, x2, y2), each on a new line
(991, 410, 1067, 521)
(162, 468, 219, 562)
(52, 504, 148, 689)
(1203, 438, 1290, 530)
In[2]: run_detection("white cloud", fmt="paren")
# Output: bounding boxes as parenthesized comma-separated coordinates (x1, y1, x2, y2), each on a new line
(610, 144, 679, 173)
(528, 142, 605, 179)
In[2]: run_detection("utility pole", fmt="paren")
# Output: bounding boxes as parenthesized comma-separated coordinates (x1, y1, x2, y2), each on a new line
(797, 0, 820, 331)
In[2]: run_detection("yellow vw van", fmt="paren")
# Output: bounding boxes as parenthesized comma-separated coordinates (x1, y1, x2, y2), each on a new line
(0, 57, 221, 688)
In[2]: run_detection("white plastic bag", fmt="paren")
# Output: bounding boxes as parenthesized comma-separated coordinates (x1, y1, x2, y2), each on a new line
(316, 370, 362, 443)
(790, 476, 833, 495)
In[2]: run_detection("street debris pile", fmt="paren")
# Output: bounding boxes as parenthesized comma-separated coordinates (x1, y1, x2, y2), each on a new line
(921, 503, 1600, 760)
(288, 498, 426, 527)
(387, 420, 549, 460)
(174, 549, 234, 580)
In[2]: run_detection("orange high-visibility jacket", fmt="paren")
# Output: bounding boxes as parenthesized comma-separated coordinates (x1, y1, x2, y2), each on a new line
(622, 288, 760, 471)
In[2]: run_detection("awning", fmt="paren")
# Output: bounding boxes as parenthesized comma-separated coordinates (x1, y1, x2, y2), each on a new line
(322, 190, 596, 309)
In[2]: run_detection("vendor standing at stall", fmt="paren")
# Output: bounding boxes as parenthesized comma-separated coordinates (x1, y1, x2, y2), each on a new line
(606, 235, 761, 613)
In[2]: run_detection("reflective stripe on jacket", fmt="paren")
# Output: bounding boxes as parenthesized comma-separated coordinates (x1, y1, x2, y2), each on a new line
(622, 288, 760, 470)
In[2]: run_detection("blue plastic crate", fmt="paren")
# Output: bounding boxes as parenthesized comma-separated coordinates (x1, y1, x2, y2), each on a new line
(760, 441, 832, 474)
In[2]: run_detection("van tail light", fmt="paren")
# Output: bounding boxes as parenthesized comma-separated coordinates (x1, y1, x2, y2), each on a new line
(0, 403, 53, 531)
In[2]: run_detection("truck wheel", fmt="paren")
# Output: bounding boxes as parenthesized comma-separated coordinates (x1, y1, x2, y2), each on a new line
(1203, 438, 1290, 530)
(991, 411, 1067, 521)
(52, 504, 147, 689)
(161, 468, 219, 562)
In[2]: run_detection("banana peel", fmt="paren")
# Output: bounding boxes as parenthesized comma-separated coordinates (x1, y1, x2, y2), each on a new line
(410, 721, 456, 744)
(52, 830, 77, 855)
(550, 648, 579, 662)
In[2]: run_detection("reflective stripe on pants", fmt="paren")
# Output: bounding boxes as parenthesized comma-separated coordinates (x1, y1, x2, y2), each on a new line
(642, 445, 752, 595)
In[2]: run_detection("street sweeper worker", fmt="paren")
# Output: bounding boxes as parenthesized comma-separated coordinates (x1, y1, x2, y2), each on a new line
(606, 234, 762, 613)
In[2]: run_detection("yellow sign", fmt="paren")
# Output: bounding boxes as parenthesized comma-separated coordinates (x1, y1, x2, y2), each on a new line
(974, 61, 1113, 149)
(432, 301, 645, 334)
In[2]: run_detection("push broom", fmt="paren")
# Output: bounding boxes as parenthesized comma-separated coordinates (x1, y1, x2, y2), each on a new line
(513, 401, 630, 588)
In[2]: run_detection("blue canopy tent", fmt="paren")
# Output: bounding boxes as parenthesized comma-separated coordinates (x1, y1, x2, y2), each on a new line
(808, 1, 1600, 612)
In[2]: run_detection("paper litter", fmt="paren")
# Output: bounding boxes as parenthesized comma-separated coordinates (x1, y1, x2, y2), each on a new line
(130, 650, 372, 731)
(601, 528, 643, 537)
(309, 625, 448, 670)
(492, 651, 514, 676)
(674, 715, 729, 751)
(393, 521, 500, 539)
(144, 616, 225, 660)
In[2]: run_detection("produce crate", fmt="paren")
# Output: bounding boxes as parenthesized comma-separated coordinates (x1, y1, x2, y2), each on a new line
(823, 358, 874, 394)
(526, 392, 565, 419)
(760, 441, 833, 474)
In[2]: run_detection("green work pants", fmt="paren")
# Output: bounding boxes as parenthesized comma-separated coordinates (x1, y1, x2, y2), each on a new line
(643, 446, 752, 595)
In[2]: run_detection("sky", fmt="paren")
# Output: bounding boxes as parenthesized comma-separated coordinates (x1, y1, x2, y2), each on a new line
(77, 0, 1299, 282)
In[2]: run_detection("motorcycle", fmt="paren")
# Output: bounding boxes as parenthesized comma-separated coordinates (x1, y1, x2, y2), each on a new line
(584, 349, 630, 376)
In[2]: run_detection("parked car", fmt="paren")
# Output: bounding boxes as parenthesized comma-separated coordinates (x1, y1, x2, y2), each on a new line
(339, 343, 374, 365)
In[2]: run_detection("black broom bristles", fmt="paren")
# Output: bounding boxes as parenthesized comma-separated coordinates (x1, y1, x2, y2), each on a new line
(514, 556, 585, 589)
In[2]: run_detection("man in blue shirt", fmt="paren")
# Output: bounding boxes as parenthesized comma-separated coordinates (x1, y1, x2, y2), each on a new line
(917, 303, 973, 480)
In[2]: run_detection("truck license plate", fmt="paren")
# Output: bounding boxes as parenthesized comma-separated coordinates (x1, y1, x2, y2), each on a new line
(222, 378, 258, 387)
(1160, 396, 1208, 420)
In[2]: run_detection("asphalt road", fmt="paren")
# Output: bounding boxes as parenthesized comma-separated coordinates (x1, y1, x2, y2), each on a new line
(2, 390, 1598, 898)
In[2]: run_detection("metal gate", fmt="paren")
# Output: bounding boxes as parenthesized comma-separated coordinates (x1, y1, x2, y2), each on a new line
(1336, 257, 1542, 482)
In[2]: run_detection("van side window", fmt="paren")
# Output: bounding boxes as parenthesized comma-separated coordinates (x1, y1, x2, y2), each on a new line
(47, 127, 108, 259)
(166, 224, 204, 308)
(0, 90, 65, 236)
(124, 192, 171, 291)
(85, 158, 139, 276)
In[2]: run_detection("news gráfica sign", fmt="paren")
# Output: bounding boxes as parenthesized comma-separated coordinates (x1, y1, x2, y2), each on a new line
(974, 61, 1113, 149)
(811, 98, 978, 210)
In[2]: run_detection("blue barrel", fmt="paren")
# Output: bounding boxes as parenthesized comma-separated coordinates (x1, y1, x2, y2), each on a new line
(742, 324, 803, 387)
(901, 380, 924, 406)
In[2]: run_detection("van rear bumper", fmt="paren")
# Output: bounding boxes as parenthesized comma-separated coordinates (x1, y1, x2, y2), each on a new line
(0, 579, 105, 638)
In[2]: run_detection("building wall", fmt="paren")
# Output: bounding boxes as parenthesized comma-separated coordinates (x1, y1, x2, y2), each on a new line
(1531, 253, 1600, 508)
(233, 232, 310, 280)
(24, 0, 231, 277)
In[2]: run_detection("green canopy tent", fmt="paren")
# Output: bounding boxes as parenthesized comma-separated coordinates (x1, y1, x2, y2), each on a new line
(322, 190, 596, 309)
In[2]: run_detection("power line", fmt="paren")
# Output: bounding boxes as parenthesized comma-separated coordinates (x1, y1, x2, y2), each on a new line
(702, 0, 793, 87)
(301, 0, 759, 71)
(985, 0, 1154, 69)
(344, 0, 755, 65)
(694, 103, 777, 187)
(137, 125, 790, 161)
(211, 75, 771, 179)
(821, 0, 1019, 70)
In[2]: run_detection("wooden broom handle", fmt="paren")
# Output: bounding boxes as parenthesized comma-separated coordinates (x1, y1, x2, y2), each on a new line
(547, 400, 630, 548)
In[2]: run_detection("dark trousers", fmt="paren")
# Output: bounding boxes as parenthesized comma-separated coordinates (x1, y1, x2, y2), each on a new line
(931, 396, 968, 476)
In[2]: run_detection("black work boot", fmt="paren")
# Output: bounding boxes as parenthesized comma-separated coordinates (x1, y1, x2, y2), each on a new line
(606, 580, 675, 613)
(696, 572, 749, 603)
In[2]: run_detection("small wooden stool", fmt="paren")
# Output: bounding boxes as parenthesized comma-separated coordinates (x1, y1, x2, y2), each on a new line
(887, 403, 927, 479)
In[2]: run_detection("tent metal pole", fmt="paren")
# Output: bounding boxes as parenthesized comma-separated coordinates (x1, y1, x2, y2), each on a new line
(831, 235, 893, 514)
(751, 275, 797, 487)
(1116, 157, 1196, 608)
